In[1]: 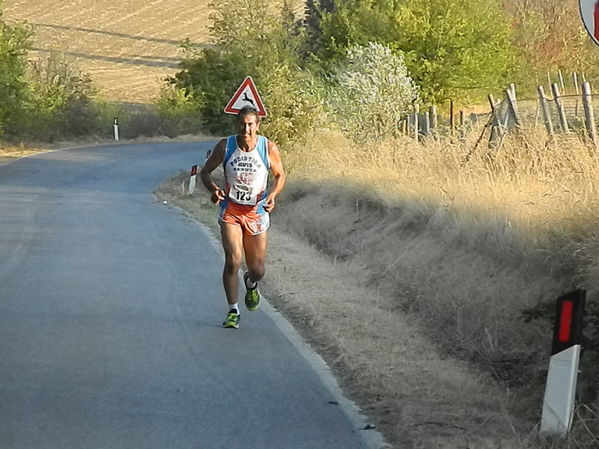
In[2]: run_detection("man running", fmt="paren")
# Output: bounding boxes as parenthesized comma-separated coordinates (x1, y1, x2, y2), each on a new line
(200, 106, 286, 329)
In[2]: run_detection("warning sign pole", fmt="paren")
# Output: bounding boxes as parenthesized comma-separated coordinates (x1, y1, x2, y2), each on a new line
(540, 289, 586, 437)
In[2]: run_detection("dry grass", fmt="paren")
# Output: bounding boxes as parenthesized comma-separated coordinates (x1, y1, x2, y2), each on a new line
(284, 126, 599, 238)
(276, 126, 599, 446)
(155, 125, 599, 447)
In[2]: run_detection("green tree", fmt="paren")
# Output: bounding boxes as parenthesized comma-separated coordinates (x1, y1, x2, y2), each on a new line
(314, 0, 398, 67)
(168, 47, 247, 135)
(314, 0, 520, 103)
(165, 0, 325, 143)
(0, 2, 32, 135)
(395, 0, 519, 103)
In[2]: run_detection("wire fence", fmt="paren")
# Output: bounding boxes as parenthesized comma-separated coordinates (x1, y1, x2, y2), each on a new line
(402, 74, 599, 151)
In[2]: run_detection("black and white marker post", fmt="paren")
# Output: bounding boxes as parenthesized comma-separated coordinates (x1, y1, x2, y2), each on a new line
(113, 117, 120, 141)
(188, 165, 198, 195)
(540, 289, 586, 437)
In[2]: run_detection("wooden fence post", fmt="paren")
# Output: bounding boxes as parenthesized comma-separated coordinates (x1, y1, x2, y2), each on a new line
(537, 85, 555, 139)
(413, 104, 420, 142)
(488, 94, 500, 148)
(573, 72, 580, 117)
(505, 87, 522, 128)
(429, 105, 438, 139)
(551, 82, 569, 133)
(558, 70, 565, 93)
(509, 83, 517, 101)
(582, 81, 598, 149)
(459, 110, 465, 140)
(423, 110, 431, 137)
(449, 99, 455, 136)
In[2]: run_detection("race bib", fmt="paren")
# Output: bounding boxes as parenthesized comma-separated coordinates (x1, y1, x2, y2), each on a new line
(229, 183, 257, 205)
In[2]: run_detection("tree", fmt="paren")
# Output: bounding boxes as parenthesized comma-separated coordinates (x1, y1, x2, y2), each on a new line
(0, 2, 32, 135)
(394, 0, 519, 103)
(165, 0, 325, 143)
(313, 0, 520, 103)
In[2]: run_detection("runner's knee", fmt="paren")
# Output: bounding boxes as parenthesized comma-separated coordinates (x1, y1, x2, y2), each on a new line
(224, 252, 243, 273)
(248, 265, 265, 282)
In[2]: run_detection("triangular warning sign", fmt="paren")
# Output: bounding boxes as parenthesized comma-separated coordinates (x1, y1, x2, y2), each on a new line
(224, 76, 267, 117)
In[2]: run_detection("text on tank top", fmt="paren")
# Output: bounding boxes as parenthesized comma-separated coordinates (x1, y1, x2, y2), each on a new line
(223, 135, 270, 206)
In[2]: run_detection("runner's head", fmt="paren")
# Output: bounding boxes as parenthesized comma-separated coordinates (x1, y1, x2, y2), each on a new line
(237, 106, 260, 139)
(237, 106, 260, 123)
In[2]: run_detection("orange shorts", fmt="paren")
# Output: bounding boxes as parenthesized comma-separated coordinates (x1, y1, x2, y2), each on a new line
(218, 201, 270, 236)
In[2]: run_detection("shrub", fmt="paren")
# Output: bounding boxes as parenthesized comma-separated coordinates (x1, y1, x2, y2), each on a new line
(155, 85, 202, 137)
(0, 5, 32, 136)
(166, 47, 246, 136)
(325, 42, 418, 142)
(23, 51, 101, 140)
(0, 2, 114, 142)
(163, 0, 325, 144)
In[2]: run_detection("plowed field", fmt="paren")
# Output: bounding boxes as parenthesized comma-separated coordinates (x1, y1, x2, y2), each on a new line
(4, 0, 213, 104)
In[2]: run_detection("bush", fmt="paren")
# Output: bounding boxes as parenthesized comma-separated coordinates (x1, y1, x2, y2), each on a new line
(0, 2, 116, 142)
(23, 51, 102, 140)
(155, 85, 202, 137)
(325, 42, 418, 142)
(162, 0, 325, 144)
(166, 47, 246, 136)
(0, 5, 32, 136)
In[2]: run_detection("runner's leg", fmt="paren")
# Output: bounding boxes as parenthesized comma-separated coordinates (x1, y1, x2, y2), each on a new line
(220, 223, 244, 306)
(243, 231, 268, 284)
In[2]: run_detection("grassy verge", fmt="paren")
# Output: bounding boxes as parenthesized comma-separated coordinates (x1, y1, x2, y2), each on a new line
(155, 126, 599, 448)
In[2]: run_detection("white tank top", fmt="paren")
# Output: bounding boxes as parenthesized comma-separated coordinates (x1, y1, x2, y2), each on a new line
(223, 135, 270, 206)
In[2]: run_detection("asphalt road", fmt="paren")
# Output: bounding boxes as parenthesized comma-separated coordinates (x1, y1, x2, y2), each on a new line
(0, 143, 381, 449)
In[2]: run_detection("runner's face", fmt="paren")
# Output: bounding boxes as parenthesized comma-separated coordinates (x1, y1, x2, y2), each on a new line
(238, 114, 259, 140)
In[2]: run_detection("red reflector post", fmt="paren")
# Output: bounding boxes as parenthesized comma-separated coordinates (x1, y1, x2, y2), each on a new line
(558, 300, 574, 343)
(191, 165, 198, 176)
(551, 290, 586, 355)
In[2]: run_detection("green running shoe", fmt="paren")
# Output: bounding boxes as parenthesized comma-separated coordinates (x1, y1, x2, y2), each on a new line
(223, 311, 240, 329)
(244, 272, 260, 311)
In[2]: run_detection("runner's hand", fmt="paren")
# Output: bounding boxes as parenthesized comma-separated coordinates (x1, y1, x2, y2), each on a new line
(211, 188, 225, 204)
(264, 194, 276, 212)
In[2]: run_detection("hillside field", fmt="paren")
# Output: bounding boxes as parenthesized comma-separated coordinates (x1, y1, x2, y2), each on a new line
(4, 0, 213, 104)
(4, 0, 305, 104)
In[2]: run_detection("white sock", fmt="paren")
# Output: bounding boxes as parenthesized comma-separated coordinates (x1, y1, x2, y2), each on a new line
(229, 303, 239, 313)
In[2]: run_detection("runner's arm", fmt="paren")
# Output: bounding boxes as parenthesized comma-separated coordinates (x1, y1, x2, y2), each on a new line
(264, 141, 286, 212)
(200, 139, 227, 204)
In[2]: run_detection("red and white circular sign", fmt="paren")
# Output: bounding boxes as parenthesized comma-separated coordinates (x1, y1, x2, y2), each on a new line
(580, 0, 599, 46)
